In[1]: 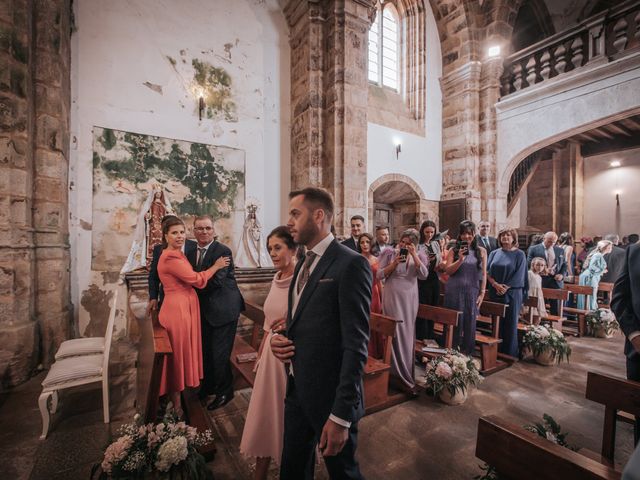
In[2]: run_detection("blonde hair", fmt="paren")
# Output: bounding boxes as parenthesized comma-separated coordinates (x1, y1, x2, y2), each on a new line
(530, 257, 546, 272)
(584, 240, 613, 268)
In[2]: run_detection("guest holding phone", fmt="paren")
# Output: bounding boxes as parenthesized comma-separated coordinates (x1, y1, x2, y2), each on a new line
(443, 221, 487, 355)
(487, 228, 528, 357)
(378, 229, 428, 393)
(417, 220, 442, 341)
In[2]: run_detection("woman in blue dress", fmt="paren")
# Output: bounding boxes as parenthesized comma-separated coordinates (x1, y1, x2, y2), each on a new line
(577, 240, 613, 310)
(443, 221, 487, 355)
(487, 228, 528, 357)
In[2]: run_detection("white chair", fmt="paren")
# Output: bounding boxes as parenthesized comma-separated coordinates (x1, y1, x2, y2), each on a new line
(39, 291, 117, 439)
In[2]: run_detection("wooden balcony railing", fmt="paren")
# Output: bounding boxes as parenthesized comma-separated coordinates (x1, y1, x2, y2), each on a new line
(501, 0, 640, 96)
(507, 150, 546, 212)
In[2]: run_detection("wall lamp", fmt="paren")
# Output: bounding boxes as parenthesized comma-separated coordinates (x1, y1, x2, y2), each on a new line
(610, 160, 621, 168)
(393, 138, 402, 159)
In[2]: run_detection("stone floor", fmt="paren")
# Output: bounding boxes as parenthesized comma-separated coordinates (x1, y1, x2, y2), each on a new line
(0, 333, 634, 479)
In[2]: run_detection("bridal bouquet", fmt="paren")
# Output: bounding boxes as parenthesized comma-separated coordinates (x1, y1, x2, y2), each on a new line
(93, 410, 213, 479)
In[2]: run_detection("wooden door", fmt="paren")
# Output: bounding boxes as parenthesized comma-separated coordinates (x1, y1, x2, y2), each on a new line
(439, 199, 466, 237)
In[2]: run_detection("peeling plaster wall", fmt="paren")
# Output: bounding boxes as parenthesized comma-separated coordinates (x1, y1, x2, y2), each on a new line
(366, 3, 442, 205)
(69, 0, 290, 334)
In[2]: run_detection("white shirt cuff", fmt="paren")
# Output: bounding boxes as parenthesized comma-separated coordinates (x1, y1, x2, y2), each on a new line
(629, 331, 640, 341)
(329, 414, 351, 428)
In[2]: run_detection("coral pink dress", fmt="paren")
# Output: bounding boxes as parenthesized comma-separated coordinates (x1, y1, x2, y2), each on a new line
(239, 273, 290, 461)
(157, 249, 213, 396)
(368, 260, 385, 359)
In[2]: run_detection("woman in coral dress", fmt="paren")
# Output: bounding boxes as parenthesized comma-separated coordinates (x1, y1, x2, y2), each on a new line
(157, 217, 230, 413)
(240, 226, 296, 480)
(358, 233, 384, 358)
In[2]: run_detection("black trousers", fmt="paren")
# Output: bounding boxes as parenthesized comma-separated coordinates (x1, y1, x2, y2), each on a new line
(416, 273, 440, 341)
(280, 377, 364, 480)
(628, 353, 640, 445)
(200, 319, 237, 396)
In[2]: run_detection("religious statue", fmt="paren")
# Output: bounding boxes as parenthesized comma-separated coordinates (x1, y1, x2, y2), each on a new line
(235, 203, 273, 268)
(120, 184, 175, 277)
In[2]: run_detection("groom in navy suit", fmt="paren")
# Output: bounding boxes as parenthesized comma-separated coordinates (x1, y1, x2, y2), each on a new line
(272, 187, 372, 479)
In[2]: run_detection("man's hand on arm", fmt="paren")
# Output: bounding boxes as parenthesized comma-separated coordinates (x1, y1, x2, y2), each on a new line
(630, 332, 640, 353)
(270, 334, 295, 363)
(319, 418, 349, 456)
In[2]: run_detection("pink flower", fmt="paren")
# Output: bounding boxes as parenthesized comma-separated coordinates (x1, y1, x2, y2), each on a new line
(435, 362, 453, 379)
(101, 435, 133, 474)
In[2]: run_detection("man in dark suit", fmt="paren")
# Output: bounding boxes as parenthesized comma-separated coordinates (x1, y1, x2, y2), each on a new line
(341, 215, 365, 252)
(527, 231, 567, 315)
(147, 215, 197, 313)
(189, 215, 245, 410)
(602, 234, 626, 284)
(612, 242, 640, 444)
(476, 220, 498, 253)
(272, 188, 372, 480)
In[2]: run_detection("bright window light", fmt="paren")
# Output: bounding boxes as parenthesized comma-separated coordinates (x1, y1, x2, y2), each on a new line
(487, 45, 501, 57)
(610, 160, 621, 167)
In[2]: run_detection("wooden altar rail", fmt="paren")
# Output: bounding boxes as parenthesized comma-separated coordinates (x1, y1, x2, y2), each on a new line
(501, 0, 640, 96)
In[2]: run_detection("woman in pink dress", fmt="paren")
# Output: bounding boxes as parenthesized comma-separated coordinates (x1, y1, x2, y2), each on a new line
(157, 217, 230, 414)
(359, 233, 384, 358)
(240, 226, 296, 480)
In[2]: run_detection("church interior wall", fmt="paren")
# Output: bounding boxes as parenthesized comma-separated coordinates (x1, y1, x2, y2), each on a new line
(68, 0, 290, 335)
(583, 147, 640, 238)
(366, 1, 442, 214)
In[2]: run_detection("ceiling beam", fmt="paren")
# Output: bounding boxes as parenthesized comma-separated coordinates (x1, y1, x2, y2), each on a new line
(575, 132, 600, 143)
(591, 127, 616, 140)
(581, 135, 640, 157)
(623, 116, 640, 130)
(606, 122, 634, 136)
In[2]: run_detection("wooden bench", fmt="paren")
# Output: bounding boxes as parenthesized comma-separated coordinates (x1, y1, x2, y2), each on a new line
(585, 371, 640, 466)
(364, 313, 402, 414)
(231, 301, 265, 389)
(414, 304, 460, 355)
(476, 415, 621, 480)
(563, 284, 594, 336)
(598, 282, 614, 308)
(520, 295, 540, 325)
(477, 301, 507, 339)
(540, 287, 570, 332)
(475, 333, 505, 375)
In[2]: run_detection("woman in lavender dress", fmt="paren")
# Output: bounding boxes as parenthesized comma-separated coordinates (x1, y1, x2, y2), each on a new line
(443, 221, 487, 355)
(378, 229, 428, 392)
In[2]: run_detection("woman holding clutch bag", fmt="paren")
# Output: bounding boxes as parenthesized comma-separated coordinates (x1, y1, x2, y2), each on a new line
(240, 226, 297, 480)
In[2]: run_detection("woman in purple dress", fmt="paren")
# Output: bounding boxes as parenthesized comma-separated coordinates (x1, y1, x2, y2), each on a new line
(487, 228, 528, 357)
(378, 228, 428, 393)
(443, 221, 487, 355)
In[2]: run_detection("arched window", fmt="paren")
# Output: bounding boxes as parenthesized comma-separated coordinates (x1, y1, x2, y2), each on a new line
(368, 3, 399, 91)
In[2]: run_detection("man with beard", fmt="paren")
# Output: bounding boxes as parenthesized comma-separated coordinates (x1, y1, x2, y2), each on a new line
(271, 187, 372, 479)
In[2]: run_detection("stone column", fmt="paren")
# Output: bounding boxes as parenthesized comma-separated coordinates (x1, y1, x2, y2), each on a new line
(440, 61, 482, 221)
(284, 0, 373, 235)
(0, 0, 71, 386)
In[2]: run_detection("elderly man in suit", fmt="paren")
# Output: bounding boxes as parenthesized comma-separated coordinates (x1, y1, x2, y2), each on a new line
(341, 215, 365, 252)
(476, 220, 498, 254)
(527, 231, 567, 315)
(189, 215, 245, 410)
(271, 187, 372, 480)
(612, 241, 640, 444)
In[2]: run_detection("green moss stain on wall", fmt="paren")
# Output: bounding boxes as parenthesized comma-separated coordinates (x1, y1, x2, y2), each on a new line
(192, 59, 237, 122)
(98, 130, 244, 219)
(99, 128, 116, 151)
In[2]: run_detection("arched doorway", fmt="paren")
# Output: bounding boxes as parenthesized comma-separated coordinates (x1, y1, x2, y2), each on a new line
(368, 174, 437, 243)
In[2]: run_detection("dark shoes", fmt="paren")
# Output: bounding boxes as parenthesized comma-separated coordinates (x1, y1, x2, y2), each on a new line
(207, 392, 234, 411)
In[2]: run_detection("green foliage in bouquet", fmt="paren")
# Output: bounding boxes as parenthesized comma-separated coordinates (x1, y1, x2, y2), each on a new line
(522, 324, 571, 363)
(424, 349, 483, 396)
(585, 308, 619, 337)
(92, 409, 213, 480)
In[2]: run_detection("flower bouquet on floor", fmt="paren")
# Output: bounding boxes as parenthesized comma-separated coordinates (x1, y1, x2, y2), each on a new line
(585, 308, 619, 338)
(522, 325, 571, 366)
(92, 408, 213, 480)
(423, 350, 483, 405)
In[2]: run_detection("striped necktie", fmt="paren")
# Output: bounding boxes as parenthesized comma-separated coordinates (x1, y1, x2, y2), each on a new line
(297, 251, 317, 294)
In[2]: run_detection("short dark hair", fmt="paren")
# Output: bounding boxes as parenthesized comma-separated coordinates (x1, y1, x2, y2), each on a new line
(350, 215, 365, 223)
(267, 226, 296, 250)
(419, 220, 437, 244)
(458, 220, 476, 237)
(375, 226, 389, 232)
(629, 233, 640, 244)
(194, 215, 214, 224)
(161, 217, 185, 249)
(289, 187, 334, 221)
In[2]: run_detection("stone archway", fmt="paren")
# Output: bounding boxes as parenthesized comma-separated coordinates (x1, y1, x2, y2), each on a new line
(368, 174, 437, 242)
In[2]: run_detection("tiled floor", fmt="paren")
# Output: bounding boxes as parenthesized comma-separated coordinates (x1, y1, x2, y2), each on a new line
(0, 333, 633, 479)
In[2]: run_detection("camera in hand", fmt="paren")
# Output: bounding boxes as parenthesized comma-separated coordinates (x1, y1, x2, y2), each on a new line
(454, 240, 469, 260)
(399, 247, 408, 262)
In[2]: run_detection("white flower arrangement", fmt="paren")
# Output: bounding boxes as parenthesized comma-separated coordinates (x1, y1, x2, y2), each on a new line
(424, 349, 483, 396)
(522, 325, 571, 364)
(585, 308, 619, 337)
(94, 410, 213, 479)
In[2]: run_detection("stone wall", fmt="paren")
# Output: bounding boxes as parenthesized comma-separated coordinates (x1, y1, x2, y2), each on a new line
(0, 0, 72, 387)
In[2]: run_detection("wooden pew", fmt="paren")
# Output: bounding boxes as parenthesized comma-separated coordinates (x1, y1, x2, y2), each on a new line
(416, 303, 460, 349)
(598, 282, 615, 308)
(585, 371, 640, 465)
(563, 284, 594, 336)
(477, 301, 507, 339)
(540, 288, 570, 331)
(520, 295, 540, 326)
(231, 301, 266, 389)
(364, 313, 402, 414)
(476, 415, 620, 480)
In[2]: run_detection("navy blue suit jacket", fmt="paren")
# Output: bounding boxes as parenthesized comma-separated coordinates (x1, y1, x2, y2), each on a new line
(286, 240, 372, 429)
(341, 236, 359, 252)
(612, 243, 640, 356)
(527, 243, 567, 287)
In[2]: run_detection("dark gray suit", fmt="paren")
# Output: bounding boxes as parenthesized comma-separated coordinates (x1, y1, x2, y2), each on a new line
(603, 245, 626, 284)
(341, 236, 359, 252)
(612, 243, 640, 443)
(475, 235, 498, 254)
(281, 240, 372, 480)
